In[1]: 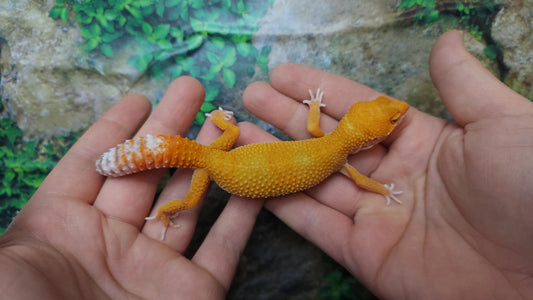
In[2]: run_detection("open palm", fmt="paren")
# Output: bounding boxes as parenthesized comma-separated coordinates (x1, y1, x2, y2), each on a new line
(0, 77, 263, 299)
(241, 30, 533, 299)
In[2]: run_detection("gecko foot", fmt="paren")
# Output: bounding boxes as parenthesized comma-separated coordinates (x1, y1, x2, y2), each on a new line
(205, 107, 234, 121)
(145, 212, 182, 241)
(384, 183, 403, 205)
(303, 88, 326, 108)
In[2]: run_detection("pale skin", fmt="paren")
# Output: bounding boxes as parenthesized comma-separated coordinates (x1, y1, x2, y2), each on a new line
(0, 30, 532, 299)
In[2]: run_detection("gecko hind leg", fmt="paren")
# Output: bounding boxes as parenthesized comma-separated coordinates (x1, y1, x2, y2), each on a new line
(146, 169, 210, 240)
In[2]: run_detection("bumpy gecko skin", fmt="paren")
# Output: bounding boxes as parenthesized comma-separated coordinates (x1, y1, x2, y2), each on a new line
(96, 89, 409, 240)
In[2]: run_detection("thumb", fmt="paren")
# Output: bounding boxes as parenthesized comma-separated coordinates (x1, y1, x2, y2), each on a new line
(429, 30, 530, 126)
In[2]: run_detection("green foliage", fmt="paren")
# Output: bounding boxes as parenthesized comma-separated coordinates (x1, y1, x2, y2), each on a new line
(399, 0, 439, 23)
(0, 117, 78, 234)
(49, 0, 273, 124)
(317, 255, 379, 300)
(317, 268, 379, 300)
(483, 44, 498, 60)
(318, 270, 357, 300)
(399, 1, 499, 59)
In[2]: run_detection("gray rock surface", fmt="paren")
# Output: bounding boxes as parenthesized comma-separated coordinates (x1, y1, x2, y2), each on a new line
(0, 0, 167, 138)
(492, 0, 533, 100)
(253, 0, 501, 121)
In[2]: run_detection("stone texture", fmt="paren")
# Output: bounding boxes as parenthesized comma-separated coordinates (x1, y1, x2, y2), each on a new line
(253, 0, 500, 121)
(0, 0, 168, 138)
(491, 0, 533, 100)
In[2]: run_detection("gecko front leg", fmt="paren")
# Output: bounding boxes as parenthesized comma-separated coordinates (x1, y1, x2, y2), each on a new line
(303, 88, 327, 138)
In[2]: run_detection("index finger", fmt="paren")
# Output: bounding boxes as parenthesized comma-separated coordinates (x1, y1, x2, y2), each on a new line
(271, 63, 385, 118)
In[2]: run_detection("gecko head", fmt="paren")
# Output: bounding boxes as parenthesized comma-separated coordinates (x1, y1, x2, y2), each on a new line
(338, 95, 409, 149)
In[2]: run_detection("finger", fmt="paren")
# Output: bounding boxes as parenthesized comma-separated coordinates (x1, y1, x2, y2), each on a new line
(243, 81, 339, 140)
(270, 63, 385, 118)
(143, 111, 238, 249)
(192, 195, 264, 291)
(429, 30, 531, 126)
(94, 77, 205, 228)
(35, 95, 151, 204)
(265, 192, 353, 264)
(243, 65, 395, 141)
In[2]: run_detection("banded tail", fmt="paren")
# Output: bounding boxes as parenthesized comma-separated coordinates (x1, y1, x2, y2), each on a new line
(96, 134, 209, 177)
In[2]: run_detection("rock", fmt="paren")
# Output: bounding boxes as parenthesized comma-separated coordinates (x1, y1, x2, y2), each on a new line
(491, 0, 533, 100)
(0, 0, 166, 138)
(253, 0, 500, 120)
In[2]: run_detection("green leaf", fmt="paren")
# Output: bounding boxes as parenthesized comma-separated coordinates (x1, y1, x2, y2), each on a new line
(204, 85, 220, 102)
(189, 18, 204, 31)
(484, 45, 498, 60)
(24, 141, 37, 158)
(101, 43, 114, 58)
(102, 31, 122, 43)
(118, 15, 127, 26)
(236, 0, 245, 13)
(153, 24, 170, 40)
(142, 21, 153, 35)
(156, 2, 165, 17)
(166, 0, 181, 7)
(211, 36, 226, 49)
(186, 34, 204, 51)
(80, 26, 95, 39)
(85, 23, 101, 38)
(49, 6, 69, 22)
(200, 102, 217, 113)
(157, 39, 173, 50)
(127, 6, 143, 19)
(194, 112, 206, 124)
(104, 9, 120, 20)
(0, 123, 22, 145)
(170, 27, 184, 42)
(201, 67, 218, 81)
(426, 9, 439, 22)
(168, 6, 181, 20)
(85, 38, 100, 52)
(171, 65, 183, 78)
(206, 51, 221, 65)
(190, 0, 204, 9)
(3, 170, 15, 185)
(130, 52, 154, 72)
(235, 41, 251, 57)
(222, 68, 236, 88)
(222, 47, 237, 67)
(138, 0, 154, 7)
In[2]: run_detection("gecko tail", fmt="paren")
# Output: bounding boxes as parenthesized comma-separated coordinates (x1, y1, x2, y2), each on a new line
(96, 134, 208, 177)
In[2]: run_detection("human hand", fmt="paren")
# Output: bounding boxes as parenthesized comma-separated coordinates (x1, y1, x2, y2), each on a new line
(0, 77, 262, 299)
(241, 30, 533, 299)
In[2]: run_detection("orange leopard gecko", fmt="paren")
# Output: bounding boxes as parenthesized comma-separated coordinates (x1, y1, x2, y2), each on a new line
(96, 89, 409, 240)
